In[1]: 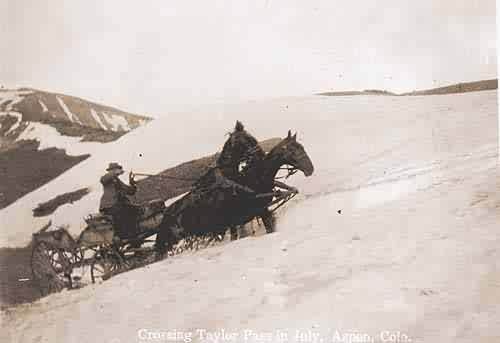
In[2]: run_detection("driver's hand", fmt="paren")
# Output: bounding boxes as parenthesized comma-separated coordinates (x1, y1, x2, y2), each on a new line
(129, 171, 136, 185)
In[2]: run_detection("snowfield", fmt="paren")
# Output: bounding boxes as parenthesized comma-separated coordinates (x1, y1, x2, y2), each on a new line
(0, 90, 499, 342)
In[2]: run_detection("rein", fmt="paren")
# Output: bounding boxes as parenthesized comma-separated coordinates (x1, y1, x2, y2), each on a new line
(132, 172, 197, 182)
(276, 166, 298, 179)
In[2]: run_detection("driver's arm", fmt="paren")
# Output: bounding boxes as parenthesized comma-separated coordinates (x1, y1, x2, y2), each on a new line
(117, 178, 137, 195)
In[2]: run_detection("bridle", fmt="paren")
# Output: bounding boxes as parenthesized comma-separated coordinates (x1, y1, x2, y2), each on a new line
(276, 165, 298, 179)
(274, 141, 308, 179)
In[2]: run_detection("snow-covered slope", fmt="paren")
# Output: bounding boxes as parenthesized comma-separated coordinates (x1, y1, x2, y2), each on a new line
(0, 90, 496, 247)
(1, 90, 498, 342)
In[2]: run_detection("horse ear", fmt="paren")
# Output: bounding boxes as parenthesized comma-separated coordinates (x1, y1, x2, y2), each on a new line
(292, 132, 297, 141)
(287, 130, 291, 138)
(235, 121, 244, 131)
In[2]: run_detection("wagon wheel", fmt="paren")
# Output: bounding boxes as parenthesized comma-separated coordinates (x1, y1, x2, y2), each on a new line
(31, 241, 75, 296)
(90, 247, 129, 283)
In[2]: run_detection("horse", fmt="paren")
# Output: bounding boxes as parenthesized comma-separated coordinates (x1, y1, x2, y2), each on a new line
(155, 130, 314, 254)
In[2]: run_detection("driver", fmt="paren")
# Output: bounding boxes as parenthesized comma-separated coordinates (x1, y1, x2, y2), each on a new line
(99, 162, 141, 242)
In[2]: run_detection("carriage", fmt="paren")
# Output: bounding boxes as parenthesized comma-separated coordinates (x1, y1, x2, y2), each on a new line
(30, 128, 312, 295)
(30, 188, 298, 295)
(30, 198, 167, 295)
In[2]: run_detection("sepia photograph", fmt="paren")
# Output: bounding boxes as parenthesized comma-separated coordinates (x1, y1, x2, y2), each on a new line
(0, 1, 498, 342)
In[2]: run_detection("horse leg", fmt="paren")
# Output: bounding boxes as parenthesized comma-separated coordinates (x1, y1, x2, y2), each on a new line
(261, 210, 276, 234)
(154, 229, 170, 256)
(155, 216, 182, 256)
(230, 226, 238, 241)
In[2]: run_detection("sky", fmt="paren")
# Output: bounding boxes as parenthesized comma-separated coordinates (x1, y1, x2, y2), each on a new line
(1, 0, 497, 116)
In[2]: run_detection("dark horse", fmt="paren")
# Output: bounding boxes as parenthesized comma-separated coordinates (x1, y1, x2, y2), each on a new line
(155, 130, 314, 253)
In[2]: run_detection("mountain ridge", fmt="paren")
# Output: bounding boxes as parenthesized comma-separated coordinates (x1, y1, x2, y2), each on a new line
(317, 79, 498, 97)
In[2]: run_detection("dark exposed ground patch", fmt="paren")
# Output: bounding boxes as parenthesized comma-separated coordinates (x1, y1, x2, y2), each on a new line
(0, 140, 90, 209)
(33, 187, 90, 217)
(49, 121, 126, 142)
(0, 115, 18, 139)
(0, 137, 281, 308)
(0, 245, 37, 309)
(0, 129, 119, 209)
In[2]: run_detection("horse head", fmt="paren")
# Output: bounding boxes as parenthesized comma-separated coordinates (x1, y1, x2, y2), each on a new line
(269, 130, 314, 177)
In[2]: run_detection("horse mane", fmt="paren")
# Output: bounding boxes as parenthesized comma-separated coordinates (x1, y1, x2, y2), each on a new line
(217, 123, 264, 168)
(194, 122, 266, 190)
(236, 130, 265, 175)
(240, 142, 265, 175)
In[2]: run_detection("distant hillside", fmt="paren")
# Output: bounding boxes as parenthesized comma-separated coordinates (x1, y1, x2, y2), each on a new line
(0, 88, 151, 209)
(400, 79, 498, 96)
(318, 79, 498, 97)
(0, 88, 150, 146)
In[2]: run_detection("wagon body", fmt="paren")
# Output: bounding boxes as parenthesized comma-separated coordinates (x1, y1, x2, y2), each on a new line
(77, 214, 114, 248)
(30, 199, 167, 294)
